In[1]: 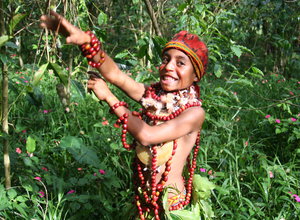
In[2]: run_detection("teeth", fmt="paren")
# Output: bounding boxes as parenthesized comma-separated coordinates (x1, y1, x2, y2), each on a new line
(164, 76, 175, 81)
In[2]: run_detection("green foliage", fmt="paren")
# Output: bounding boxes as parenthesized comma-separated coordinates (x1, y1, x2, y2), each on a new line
(26, 136, 36, 153)
(9, 13, 27, 36)
(97, 10, 108, 26)
(49, 63, 69, 86)
(0, 36, 11, 48)
(59, 136, 101, 167)
(33, 63, 48, 86)
(1, 0, 300, 219)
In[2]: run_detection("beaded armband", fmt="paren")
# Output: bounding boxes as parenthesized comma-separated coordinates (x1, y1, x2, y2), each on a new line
(80, 31, 105, 68)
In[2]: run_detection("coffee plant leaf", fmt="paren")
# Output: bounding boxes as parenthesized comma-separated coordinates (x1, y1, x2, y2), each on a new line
(33, 63, 48, 86)
(0, 35, 10, 47)
(26, 136, 36, 153)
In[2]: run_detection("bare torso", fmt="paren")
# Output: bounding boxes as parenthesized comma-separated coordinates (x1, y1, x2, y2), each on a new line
(143, 131, 198, 198)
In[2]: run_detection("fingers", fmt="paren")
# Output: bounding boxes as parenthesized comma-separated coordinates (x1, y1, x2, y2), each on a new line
(40, 15, 50, 28)
(87, 78, 112, 101)
(87, 78, 102, 96)
(40, 15, 47, 22)
(40, 10, 89, 45)
(49, 10, 69, 27)
(87, 79, 96, 87)
(66, 36, 72, 44)
(88, 71, 102, 79)
(50, 10, 62, 19)
(40, 14, 57, 31)
(87, 78, 103, 88)
(87, 80, 95, 94)
(40, 10, 68, 36)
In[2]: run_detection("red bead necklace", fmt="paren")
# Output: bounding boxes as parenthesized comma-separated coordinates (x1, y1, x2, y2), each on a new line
(113, 83, 202, 219)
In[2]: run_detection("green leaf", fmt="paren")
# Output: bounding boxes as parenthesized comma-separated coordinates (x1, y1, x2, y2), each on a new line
(22, 183, 33, 192)
(49, 62, 69, 86)
(193, 175, 216, 191)
(5, 41, 18, 49)
(60, 136, 82, 150)
(215, 87, 230, 96)
(195, 5, 204, 13)
(16, 196, 28, 203)
(7, 189, 17, 200)
(162, 188, 172, 219)
(231, 45, 242, 58)
(0, 54, 8, 64)
(200, 200, 215, 218)
(232, 78, 253, 87)
(9, 13, 27, 35)
(26, 136, 36, 153)
(93, 122, 103, 128)
(33, 63, 48, 86)
(251, 66, 264, 76)
(71, 80, 86, 99)
(14, 203, 28, 218)
(137, 45, 148, 58)
(97, 11, 108, 26)
(170, 203, 200, 220)
(109, 142, 119, 150)
(0, 35, 10, 47)
(26, 85, 34, 93)
(60, 136, 100, 167)
(214, 63, 222, 78)
(115, 50, 129, 59)
(214, 186, 229, 195)
(178, 3, 187, 12)
(0, 186, 9, 210)
(193, 175, 215, 200)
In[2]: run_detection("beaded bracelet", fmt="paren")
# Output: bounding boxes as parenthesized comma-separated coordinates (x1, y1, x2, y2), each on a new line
(80, 31, 105, 68)
(110, 101, 129, 113)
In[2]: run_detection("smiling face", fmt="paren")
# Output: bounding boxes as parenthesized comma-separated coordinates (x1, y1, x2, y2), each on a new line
(159, 49, 198, 92)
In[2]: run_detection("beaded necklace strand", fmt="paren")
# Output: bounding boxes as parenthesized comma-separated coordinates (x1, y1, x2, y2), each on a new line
(112, 83, 202, 220)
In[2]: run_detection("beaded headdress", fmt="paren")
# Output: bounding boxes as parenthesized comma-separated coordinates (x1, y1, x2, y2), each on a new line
(162, 30, 208, 80)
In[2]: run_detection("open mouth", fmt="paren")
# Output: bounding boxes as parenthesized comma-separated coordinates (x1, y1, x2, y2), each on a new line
(161, 75, 177, 83)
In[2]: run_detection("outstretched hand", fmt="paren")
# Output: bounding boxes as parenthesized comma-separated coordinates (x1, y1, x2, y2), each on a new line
(40, 10, 90, 45)
(87, 74, 114, 102)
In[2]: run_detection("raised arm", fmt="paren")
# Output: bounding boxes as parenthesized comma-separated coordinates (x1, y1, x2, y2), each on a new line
(40, 10, 146, 101)
(88, 77, 205, 146)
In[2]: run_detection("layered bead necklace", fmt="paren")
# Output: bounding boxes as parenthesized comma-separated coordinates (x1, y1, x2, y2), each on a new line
(114, 83, 202, 220)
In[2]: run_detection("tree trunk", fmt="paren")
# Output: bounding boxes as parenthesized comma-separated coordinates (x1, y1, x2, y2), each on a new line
(0, 0, 11, 189)
(17, 36, 24, 68)
(143, 0, 162, 37)
(2, 60, 10, 189)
